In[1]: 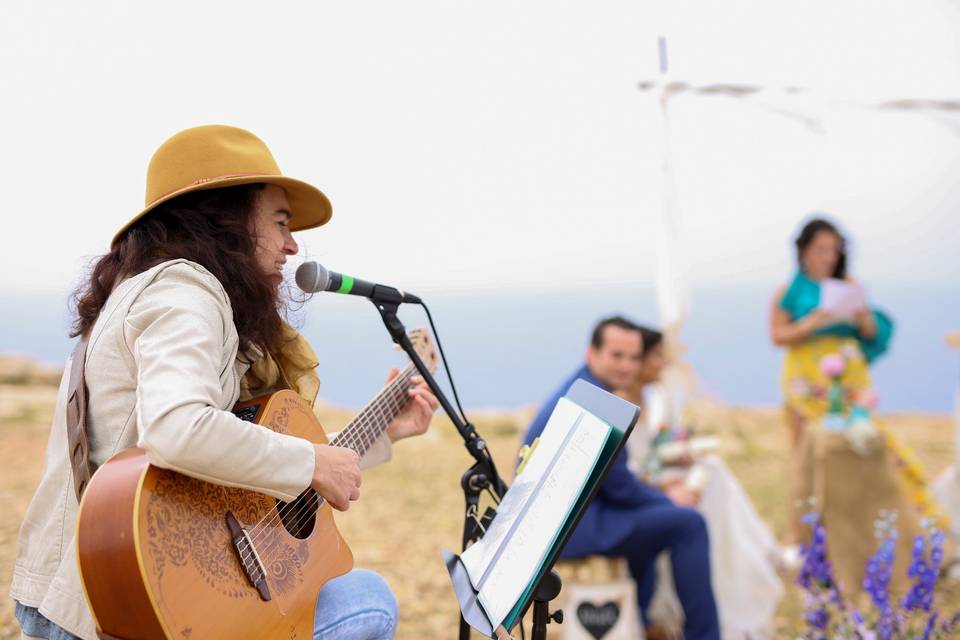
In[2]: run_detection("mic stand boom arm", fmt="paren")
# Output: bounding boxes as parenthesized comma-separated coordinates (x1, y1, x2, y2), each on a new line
(373, 295, 565, 640)
(371, 297, 509, 518)
(371, 297, 509, 640)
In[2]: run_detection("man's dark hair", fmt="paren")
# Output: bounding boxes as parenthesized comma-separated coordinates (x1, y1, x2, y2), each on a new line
(590, 316, 641, 349)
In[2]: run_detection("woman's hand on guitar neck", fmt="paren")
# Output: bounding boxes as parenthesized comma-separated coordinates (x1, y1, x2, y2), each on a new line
(385, 371, 439, 443)
(311, 444, 362, 511)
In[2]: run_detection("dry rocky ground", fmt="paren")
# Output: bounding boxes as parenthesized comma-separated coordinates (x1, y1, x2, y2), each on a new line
(1, 368, 957, 638)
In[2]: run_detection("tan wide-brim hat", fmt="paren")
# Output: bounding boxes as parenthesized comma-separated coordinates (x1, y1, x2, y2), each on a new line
(112, 124, 332, 246)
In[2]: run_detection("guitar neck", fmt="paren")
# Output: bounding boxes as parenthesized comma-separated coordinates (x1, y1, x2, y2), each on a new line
(330, 365, 417, 457)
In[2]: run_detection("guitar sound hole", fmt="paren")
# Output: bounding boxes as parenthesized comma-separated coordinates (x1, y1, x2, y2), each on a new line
(276, 488, 320, 539)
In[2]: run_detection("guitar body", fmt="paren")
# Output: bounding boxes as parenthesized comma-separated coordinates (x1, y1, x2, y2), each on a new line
(77, 390, 353, 640)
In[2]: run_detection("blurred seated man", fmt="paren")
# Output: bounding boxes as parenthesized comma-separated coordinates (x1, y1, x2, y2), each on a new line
(520, 316, 720, 640)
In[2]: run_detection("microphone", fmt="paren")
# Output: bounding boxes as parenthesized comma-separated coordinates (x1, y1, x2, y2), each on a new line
(295, 261, 422, 305)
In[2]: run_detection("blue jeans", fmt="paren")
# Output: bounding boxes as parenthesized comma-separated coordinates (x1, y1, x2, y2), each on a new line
(14, 602, 78, 640)
(607, 505, 720, 640)
(16, 568, 398, 640)
(313, 569, 398, 639)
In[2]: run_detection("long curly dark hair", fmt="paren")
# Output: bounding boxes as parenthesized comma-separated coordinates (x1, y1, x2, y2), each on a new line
(71, 183, 288, 356)
(795, 217, 847, 279)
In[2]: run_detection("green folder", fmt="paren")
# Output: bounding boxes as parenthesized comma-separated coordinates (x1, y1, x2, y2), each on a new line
(501, 416, 626, 630)
(447, 379, 640, 637)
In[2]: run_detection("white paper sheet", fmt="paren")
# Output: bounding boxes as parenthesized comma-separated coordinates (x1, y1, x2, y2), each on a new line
(818, 278, 866, 321)
(459, 397, 611, 629)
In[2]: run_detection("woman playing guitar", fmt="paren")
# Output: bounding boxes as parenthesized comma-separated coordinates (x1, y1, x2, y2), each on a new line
(11, 125, 438, 640)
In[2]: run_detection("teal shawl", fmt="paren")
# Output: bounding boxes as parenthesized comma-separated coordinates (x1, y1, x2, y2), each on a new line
(779, 272, 894, 363)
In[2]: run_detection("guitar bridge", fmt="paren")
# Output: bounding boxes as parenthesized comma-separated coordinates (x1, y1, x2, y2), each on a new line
(225, 511, 272, 602)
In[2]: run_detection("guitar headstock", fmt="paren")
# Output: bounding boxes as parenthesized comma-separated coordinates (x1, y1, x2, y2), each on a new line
(408, 329, 439, 374)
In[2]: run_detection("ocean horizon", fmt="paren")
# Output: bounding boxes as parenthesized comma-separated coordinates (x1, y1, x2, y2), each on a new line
(2, 282, 958, 415)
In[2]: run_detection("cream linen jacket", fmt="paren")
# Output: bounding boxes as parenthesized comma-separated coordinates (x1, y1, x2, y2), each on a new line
(11, 259, 391, 640)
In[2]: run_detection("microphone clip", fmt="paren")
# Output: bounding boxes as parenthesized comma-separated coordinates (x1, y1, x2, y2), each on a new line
(370, 285, 421, 306)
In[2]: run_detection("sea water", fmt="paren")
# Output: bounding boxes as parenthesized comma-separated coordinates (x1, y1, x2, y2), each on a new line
(2, 283, 957, 413)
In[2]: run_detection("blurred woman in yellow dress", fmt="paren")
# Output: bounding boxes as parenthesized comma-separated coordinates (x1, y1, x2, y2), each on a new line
(769, 217, 887, 545)
(769, 217, 944, 599)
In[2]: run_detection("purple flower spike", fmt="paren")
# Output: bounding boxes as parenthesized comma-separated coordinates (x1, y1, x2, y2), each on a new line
(921, 612, 938, 640)
(863, 533, 896, 611)
(805, 605, 829, 630)
(876, 607, 899, 640)
(797, 512, 843, 637)
(902, 532, 936, 612)
(796, 512, 960, 638)
(798, 514, 835, 592)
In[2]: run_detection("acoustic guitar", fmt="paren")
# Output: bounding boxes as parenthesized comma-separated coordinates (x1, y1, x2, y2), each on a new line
(77, 331, 437, 639)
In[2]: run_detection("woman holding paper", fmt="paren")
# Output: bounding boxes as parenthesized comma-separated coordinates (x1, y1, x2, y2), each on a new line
(768, 218, 946, 600)
(769, 217, 895, 545)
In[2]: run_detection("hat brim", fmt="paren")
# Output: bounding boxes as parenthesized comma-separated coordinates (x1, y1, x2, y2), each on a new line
(111, 174, 332, 247)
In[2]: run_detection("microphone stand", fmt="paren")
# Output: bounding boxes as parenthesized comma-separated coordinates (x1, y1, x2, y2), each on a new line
(370, 298, 544, 640)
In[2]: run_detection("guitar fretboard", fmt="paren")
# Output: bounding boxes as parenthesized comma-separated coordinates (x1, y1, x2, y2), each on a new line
(330, 365, 417, 457)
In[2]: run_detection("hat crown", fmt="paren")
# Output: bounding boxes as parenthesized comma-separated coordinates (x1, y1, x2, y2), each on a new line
(145, 125, 282, 207)
(113, 124, 331, 247)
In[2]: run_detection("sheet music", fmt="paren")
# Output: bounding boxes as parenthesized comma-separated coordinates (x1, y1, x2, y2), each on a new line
(460, 397, 611, 629)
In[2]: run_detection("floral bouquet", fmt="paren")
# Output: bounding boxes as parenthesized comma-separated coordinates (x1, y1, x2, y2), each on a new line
(643, 422, 718, 491)
(819, 352, 882, 455)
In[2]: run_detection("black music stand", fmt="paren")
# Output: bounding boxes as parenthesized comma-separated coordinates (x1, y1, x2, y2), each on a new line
(441, 379, 640, 639)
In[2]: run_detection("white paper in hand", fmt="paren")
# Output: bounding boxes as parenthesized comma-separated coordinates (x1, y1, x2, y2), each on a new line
(818, 278, 866, 322)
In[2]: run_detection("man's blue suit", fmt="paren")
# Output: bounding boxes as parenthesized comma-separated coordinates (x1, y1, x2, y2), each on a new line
(522, 365, 720, 640)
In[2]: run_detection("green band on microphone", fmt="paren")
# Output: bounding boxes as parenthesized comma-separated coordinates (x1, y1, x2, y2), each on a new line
(338, 275, 355, 294)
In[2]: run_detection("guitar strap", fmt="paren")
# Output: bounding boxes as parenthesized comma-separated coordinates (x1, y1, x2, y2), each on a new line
(65, 338, 134, 640)
(66, 335, 97, 502)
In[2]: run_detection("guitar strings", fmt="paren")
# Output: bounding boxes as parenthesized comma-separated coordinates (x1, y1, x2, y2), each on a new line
(249, 382, 410, 569)
(248, 388, 402, 566)
(226, 333, 433, 574)
(238, 375, 407, 568)
(242, 364, 412, 542)
(239, 396, 399, 571)
(249, 385, 406, 565)
(237, 366, 416, 566)
(251, 376, 409, 562)
(241, 380, 409, 561)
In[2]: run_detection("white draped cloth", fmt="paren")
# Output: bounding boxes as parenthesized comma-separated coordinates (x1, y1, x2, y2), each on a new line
(932, 386, 960, 572)
(626, 389, 784, 639)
